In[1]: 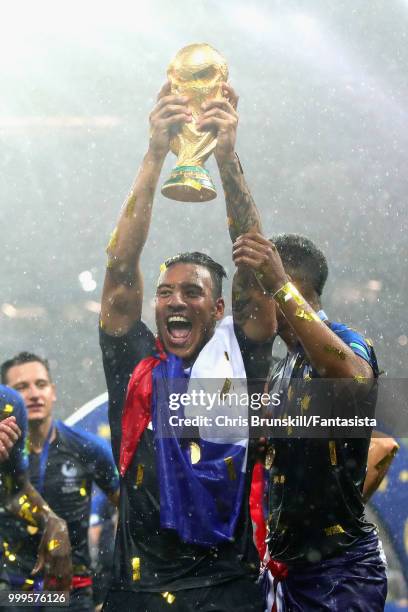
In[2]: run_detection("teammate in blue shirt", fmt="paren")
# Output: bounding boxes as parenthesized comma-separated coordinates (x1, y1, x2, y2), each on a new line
(1, 353, 119, 612)
(233, 232, 388, 611)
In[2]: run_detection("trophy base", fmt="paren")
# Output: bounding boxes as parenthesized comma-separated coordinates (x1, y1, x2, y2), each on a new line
(161, 165, 216, 202)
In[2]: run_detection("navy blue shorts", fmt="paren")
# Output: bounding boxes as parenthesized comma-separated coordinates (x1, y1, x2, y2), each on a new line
(269, 532, 387, 611)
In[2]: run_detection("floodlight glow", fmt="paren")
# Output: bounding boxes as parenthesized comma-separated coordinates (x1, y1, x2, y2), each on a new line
(79, 271, 97, 292)
(292, 14, 321, 43)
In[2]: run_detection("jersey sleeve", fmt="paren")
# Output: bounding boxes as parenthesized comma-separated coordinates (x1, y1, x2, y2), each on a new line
(330, 322, 378, 374)
(0, 386, 28, 475)
(99, 319, 155, 460)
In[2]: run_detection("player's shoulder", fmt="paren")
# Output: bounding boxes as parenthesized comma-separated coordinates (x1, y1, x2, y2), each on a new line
(328, 321, 378, 371)
(56, 420, 111, 457)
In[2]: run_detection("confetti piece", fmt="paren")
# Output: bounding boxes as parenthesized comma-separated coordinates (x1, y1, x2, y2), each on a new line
(3, 404, 13, 413)
(224, 456, 236, 481)
(125, 197, 136, 218)
(324, 345, 346, 360)
(329, 441, 337, 466)
(353, 375, 367, 384)
(160, 263, 167, 273)
(131, 557, 141, 581)
(47, 539, 61, 551)
(274, 282, 304, 307)
(136, 464, 144, 487)
(324, 524, 345, 536)
(273, 475, 285, 484)
(300, 394, 311, 411)
(106, 227, 118, 253)
(295, 308, 320, 322)
(190, 442, 201, 465)
(265, 446, 275, 470)
(162, 592, 176, 604)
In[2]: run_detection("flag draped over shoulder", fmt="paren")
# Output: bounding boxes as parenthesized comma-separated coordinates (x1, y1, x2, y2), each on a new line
(120, 316, 249, 547)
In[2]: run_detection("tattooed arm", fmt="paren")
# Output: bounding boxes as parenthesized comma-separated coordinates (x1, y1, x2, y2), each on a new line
(101, 84, 192, 336)
(197, 84, 275, 341)
(197, 83, 261, 241)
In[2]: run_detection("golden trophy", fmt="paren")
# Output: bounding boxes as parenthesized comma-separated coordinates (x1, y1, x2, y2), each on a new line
(161, 43, 228, 202)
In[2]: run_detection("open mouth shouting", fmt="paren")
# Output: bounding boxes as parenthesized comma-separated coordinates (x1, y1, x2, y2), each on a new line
(166, 315, 193, 347)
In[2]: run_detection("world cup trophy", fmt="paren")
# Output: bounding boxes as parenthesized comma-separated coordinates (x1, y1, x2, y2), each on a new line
(161, 43, 228, 203)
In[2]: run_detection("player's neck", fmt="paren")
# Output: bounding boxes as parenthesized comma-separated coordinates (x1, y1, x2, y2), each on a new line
(29, 417, 56, 452)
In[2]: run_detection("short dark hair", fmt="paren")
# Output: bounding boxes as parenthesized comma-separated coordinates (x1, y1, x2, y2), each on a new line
(1, 352, 52, 385)
(270, 234, 328, 296)
(163, 252, 227, 299)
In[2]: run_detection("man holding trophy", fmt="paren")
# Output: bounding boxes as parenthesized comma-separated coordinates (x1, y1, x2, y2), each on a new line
(99, 44, 274, 611)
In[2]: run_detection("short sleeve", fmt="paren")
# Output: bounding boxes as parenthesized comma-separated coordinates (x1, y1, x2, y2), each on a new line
(330, 322, 378, 374)
(99, 320, 156, 398)
(99, 320, 155, 459)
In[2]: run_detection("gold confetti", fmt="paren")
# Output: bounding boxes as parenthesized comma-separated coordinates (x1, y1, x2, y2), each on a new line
(324, 524, 345, 536)
(27, 526, 39, 535)
(106, 256, 115, 270)
(224, 456, 236, 481)
(399, 470, 408, 483)
(23, 579, 34, 590)
(131, 557, 141, 581)
(99, 318, 105, 329)
(190, 442, 201, 465)
(136, 464, 144, 487)
(98, 424, 111, 439)
(329, 441, 337, 466)
(8, 554, 16, 562)
(162, 592, 176, 604)
(353, 375, 367, 384)
(273, 475, 285, 484)
(79, 480, 87, 497)
(295, 308, 320, 322)
(300, 394, 311, 412)
(3, 404, 13, 413)
(324, 345, 346, 360)
(378, 476, 388, 493)
(47, 539, 61, 552)
(221, 378, 232, 398)
(106, 227, 118, 253)
(160, 263, 167, 273)
(365, 337, 373, 347)
(264, 446, 275, 470)
(274, 282, 304, 307)
(125, 197, 136, 218)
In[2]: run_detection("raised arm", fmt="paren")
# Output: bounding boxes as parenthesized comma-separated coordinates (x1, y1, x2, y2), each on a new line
(197, 85, 275, 341)
(197, 83, 261, 241)
(101, 84, 191, 336)
(233, 233, 373, 380)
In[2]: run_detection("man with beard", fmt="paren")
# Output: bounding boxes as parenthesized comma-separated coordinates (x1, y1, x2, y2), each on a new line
(99, 83, 275, 611)
(233, 232, 388, 611)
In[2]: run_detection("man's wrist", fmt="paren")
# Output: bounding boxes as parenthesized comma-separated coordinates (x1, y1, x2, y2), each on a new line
(254, 272, 289, 297)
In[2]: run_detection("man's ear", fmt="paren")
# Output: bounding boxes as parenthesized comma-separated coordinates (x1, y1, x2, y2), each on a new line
(214, 297, 225, 320)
